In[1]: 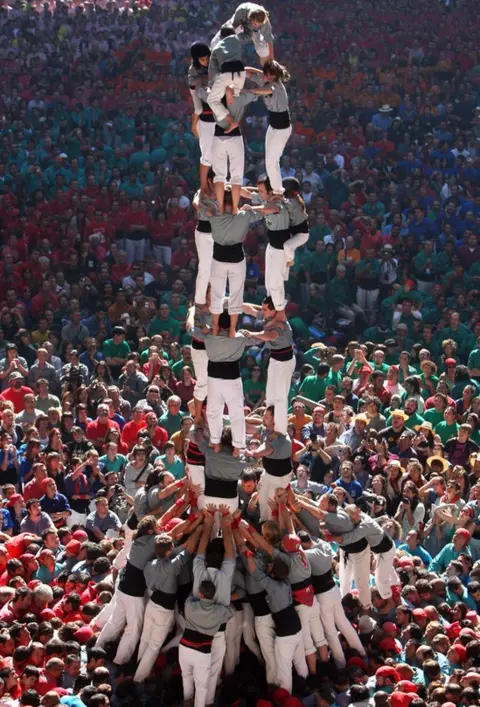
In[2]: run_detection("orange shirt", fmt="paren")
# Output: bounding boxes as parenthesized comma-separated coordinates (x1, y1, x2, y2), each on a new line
(287, 413, 313, 441)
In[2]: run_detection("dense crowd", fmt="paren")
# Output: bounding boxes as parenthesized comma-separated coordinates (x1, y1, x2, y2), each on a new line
(0, 0, 477, 705)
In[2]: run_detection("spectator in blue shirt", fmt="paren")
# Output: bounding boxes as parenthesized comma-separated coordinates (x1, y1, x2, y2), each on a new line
(337, 462, 363, 502)
(40, 478, 71, 529)
(398, 529, 433, 567)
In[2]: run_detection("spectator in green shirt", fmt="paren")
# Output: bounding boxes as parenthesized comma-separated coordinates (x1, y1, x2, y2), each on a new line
(243, 366, 266, 410)
(159, 395, 185, 437)
(149, 303, 181, 341)
(298, 362, 330, 402)
(102, 326, 131, 381)
(435, 406, 460, 444)
(171, 345, 195, 378)
(327, 264, 366, 329)
(467, 336, 480, 382)
(159, 441, 185, 480)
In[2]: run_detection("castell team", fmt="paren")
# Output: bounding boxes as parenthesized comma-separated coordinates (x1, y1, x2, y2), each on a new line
(92, 5, 395, 706)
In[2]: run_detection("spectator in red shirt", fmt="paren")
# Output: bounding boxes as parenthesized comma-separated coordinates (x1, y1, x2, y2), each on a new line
(86, 405, 120, 451)
(0, 373, 34, 414)
(23, 463, 49, 503)
(170, 238, 195, 272)
(36, 658, 64, 695)
(121, 407, 147, 451)
(29, 281, 59, 322)
(123, 198, 152, 265)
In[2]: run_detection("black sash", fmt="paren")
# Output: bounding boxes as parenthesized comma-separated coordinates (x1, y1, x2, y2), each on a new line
(213, 242, 244, 263)
(263, 455, 292, 477)
(207, 360, 241, 380)
(268, 110, 291, 130)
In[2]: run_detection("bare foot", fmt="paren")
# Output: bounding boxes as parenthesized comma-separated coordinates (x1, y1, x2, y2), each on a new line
(213, 443, 221, 453)
(229, 326, 236, 338)
(212, 324, 219, 336)
(286, 259, 294, 268)
(193, 416, 202, 426)
(232, 447, 240, 458)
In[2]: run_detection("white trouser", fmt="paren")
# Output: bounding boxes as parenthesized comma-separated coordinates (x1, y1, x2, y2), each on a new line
(258, 470, 292, 521)
(194, 229, 214, 305)
(316, 586, 366, 668)
(337, 303, 365, 324)
(125, 238, 146, 264)
(206, 631, 226, 705)
(275, 630, 308, 695)
(265, 244, 288, 310)
(224, 609, 243, 675)
(191, 348, 208, 401)
(186, 463, 205, 495)
(339, 546, 372, 609)
(95, 590, 145, 664)
(284, 232, 309, 262)
(208, 71, 246, 123)
(251, 31, 270, 58)
(242, 602, 263, 664)
(198, 119, 216, 167)
(207, 376, 245, 448)
(296, 599, 326, 656)
(356, 288, 379, 327)
(212, 135, 245, 185)
(67, 510, 87, 528)
(210, 257, 246, 315)
(374, 546, 399, 599)
(255, 613, 276, 685)
(179, 644, 211, 707)
(197, 494, 238, 534)
(134, 601, 175, 682)
(266, 356, 296, 434)
(265, 125, 292, 194)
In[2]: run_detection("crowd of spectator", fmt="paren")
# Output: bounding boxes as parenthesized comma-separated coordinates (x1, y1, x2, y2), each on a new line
(0, 0, 477, 705)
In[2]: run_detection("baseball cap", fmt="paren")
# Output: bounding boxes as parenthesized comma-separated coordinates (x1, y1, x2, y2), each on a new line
(379, 637, 402, 655)
(412, 608, 427, 620)
(358, 615, 377, 634)
(72, 530, 88, 542)
(396, 681, 418, 694)
(282, 534, 301, 553)
(65, 540, 81, 555)
(382, 622, 398, 636)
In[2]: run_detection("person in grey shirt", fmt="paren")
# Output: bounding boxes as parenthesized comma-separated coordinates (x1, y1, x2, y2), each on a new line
(15, 394, 42, 428)
(179, 580, 235, 707)
(191, 310, 257, 452)
(215, 3, 274, 62)
(34, 379, 61, 414)
(196, 426, 247, 514)
(208, 192, 261, 335)
(27, 348, 59, 394)
(0, 343, 29, 391)
(20, 499, 54, 535)
(118, 360, 148, 406)
(85, 497, 122, 540)
(61, 311, 90, 349)
(134, 529, 202, 683)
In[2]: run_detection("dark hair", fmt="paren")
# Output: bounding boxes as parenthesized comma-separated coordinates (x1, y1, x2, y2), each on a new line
(199, 580, 216, 600)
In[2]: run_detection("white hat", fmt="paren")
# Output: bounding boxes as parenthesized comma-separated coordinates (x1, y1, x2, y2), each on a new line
(59, 153, 68, 158)
(358, 615, 377, 634)
(379, 104, 393, 113)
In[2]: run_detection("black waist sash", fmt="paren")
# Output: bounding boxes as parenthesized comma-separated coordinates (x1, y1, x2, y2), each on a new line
(249, 590, 270, 616)
(267, 227, 291, 250)
(180, 628, 214, 654)
(268, 110, 291, 129)
(118, 561, 147, 597)
(271, 346, 294, 362)
(196, 219, 211, 233)
(263, 455, 292, 477)
(204, 476, 238, 499)
(272, 604, 301, 637)
(290, 220, 309, 235)
(207, 360, 241, 380)
(151, 589, 176, 610)
(371, 534, 393, 554)
(312, 569, 335, 595)
(213, 242, 244, 263)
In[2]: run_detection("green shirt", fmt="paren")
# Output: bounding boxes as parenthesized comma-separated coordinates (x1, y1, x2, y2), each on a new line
(434, 421, 459, 445)
(243, 378, 266, 405)
(298, 375, 328, 401)
(423, 408, 445, 428)
(102, 338, 131, 360)
(405, 412, 426, 432)
(468, 348, 480, 372)
(149, 316, 181, 339)
(171, 358, 195, 378)
(355, 258, 381, 284)
(158, 411, 185, 437)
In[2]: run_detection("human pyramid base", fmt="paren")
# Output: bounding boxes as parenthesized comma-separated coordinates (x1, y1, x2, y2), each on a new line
(94, 5, 400, 706)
